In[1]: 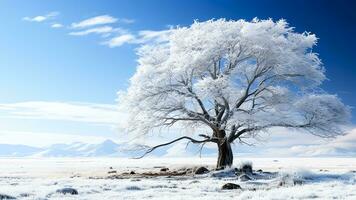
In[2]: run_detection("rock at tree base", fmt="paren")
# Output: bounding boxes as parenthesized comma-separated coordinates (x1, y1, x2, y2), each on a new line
(56, 188, 78, 195)
(239, 174, 252, 181)
(0, 194, 16, 199)
(194, 167, 209, 174)
(222, 183, 241, 190)
(241, 165, 253, 174)
(160, 168, 169, 172)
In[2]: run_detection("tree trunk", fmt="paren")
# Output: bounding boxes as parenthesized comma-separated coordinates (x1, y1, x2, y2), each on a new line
(216, 138, 233, 169)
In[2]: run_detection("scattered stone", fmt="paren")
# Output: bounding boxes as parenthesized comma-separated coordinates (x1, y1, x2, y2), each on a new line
(70, 174, 80, 178)
(350, 170, 356, 173)
(185, 168, 193, 174)
(239, 174, 252, 181)
(273, 160, 279, 162)
(278, 181, 285, 187)
(177, 167, 193, 174)
(151, 185, 168, 189)
(153, 166, 166, 168)
(189, 180, 200, 184)
(19, 193, 31, 198)
(221, 183, 241, 190)
(194, 166, 209, 174)
(257, 169, 263, 173)
(0, 194, 16, 199)
(241, 164, 253, 174)
(56, 188, 78, 195)
(160, 168, 169, 172)
(108, 170, 117, 174)
(130, 171, 136, 175)
(126, 186, 141, 190)
(109, 166, 113, 169)
(236, 162, 253, 174)
(293, 179, 304, 185)
(89, 176, 102, 179)
(319, 169, 329, 172)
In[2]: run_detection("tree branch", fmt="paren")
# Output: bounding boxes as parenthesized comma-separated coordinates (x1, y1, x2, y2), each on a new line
(228, 122, 313, 143)
(134, 136, 218, 159)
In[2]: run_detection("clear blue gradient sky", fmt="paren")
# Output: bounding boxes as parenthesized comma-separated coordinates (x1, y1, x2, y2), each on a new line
(0, 0, 355, 148)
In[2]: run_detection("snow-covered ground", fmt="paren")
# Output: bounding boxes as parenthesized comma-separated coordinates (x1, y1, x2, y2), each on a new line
(0, 157, 355, 199)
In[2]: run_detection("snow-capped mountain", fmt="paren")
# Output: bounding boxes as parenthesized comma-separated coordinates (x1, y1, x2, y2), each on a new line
(0, 144, 43, 157)
(0, 139, 216, 158)
(33, 139, 125, 157)
(0, 140, 122, 157)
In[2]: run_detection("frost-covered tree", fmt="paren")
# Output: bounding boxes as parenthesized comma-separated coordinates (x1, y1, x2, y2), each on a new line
(119, 19, 350, 169)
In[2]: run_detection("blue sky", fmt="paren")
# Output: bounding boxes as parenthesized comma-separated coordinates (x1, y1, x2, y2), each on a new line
(0, 0, 355, 154)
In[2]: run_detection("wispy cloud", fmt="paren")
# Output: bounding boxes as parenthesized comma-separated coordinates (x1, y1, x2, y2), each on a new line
(137, 30, 172, 43)
(23, 12, 59, 22)
(51, 23, 63, 28)
(0, 101, 123, 125)
(103, 34, 136, 47)
(71, 15, 118, 29)
(119, 18, 135, 24)
(69, 26, 117, 36)
(102, 30, 172, 47)
(23, 12, 168, 48)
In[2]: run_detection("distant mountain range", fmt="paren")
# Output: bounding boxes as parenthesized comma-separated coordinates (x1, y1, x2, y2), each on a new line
(0, 144, 43, 157)
(0, 139, 216, 157)
(1, 139, 355, 157)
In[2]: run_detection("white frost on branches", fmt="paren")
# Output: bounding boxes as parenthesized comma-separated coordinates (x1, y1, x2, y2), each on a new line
(119, 19, 350, 142)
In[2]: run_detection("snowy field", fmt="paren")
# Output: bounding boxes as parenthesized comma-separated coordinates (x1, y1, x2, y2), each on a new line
(0, 157, 356, 199)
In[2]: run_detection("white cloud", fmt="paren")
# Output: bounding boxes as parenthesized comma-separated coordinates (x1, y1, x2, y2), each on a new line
(0, 101, 124, 125)
(51, 23, 63, 28)
(286, 128, 356, 157)
(71, 15, 118, 29)
(22, 12, 167, 49)
(23, 12, 59, 22)
(137, 30, 172, 43)
(101, 30, 172, 48)
(119, 18, 135, 24)
(103, 34, 136, 47)
(69, 26, 116, 36)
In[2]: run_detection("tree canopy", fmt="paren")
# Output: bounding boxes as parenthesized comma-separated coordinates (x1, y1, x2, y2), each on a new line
(119, 19, 350, 166)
